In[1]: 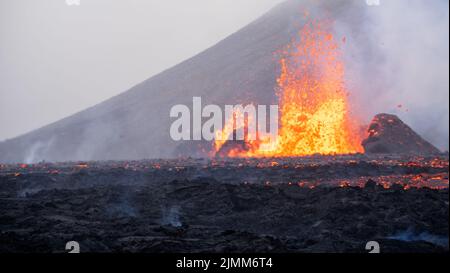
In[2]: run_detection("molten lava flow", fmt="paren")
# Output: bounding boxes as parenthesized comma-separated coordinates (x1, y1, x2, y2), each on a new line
(215, 20, 363, 157)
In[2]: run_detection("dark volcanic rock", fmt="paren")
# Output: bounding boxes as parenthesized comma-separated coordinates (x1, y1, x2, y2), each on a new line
(0, 156, 448, 253)
(362, 113, 441, 155)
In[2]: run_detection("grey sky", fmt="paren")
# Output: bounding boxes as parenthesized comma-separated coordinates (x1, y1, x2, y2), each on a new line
(0, 0, 284, 141)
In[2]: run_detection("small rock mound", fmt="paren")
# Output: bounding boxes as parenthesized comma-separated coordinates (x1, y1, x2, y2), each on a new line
(362, 113, 441, 155)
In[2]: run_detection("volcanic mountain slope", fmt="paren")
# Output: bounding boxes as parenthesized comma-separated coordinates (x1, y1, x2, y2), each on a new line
(0, 0, 374, 163)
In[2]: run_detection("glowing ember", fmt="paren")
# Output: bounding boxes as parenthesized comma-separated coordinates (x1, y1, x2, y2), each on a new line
(215, 20, 363, 157)
(75, 163, 89, 169)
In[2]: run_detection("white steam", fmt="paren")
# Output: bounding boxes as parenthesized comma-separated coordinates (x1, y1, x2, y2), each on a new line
(335, 0, 449, 151)
(24, 137, 55, 163)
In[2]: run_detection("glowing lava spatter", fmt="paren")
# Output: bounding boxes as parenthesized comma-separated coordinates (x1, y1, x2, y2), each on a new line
(215, 20, 364, 157)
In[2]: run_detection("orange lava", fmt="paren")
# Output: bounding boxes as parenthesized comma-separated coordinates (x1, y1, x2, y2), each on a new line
(215, 20, 363, 157)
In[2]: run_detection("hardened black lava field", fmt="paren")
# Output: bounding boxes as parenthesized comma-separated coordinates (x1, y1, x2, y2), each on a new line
(0, 155, 448, 253)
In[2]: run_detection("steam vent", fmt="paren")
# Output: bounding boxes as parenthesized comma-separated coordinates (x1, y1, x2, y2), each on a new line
(362, 114, 441, 155)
